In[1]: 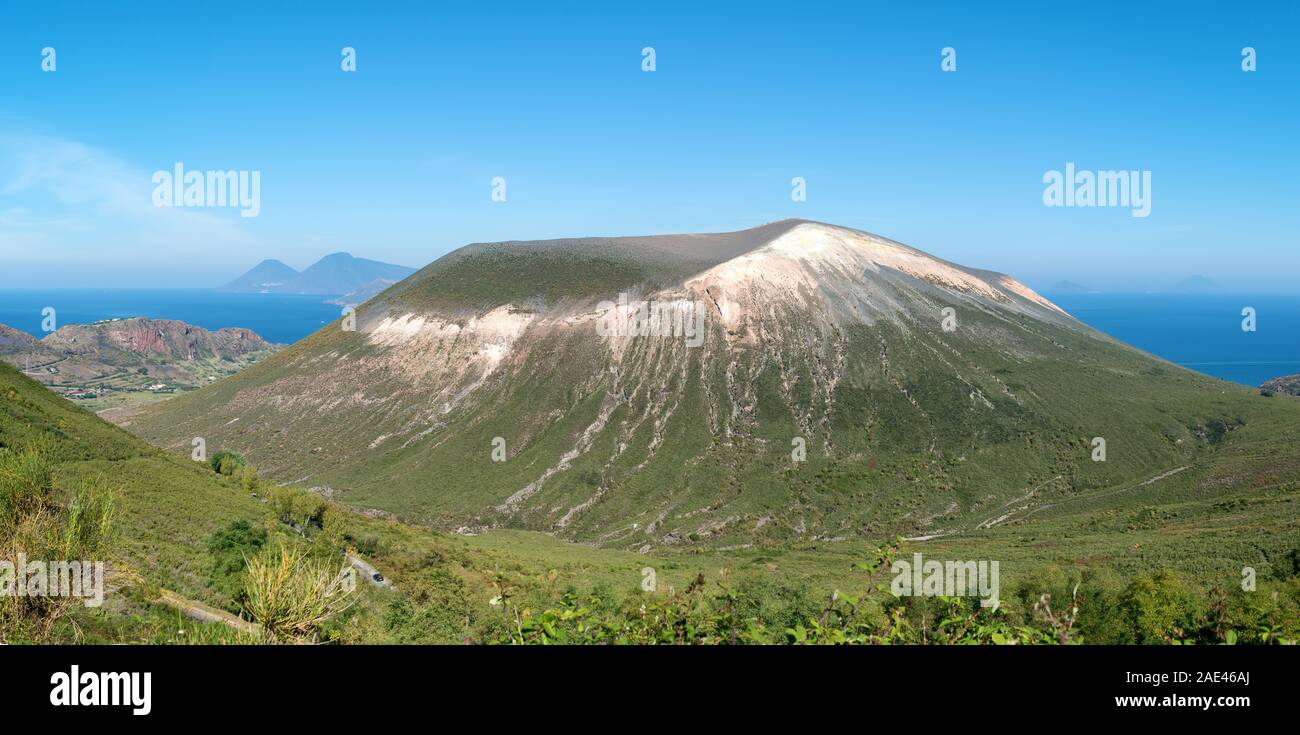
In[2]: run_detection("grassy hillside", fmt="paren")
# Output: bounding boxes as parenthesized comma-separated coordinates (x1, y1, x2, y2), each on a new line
(0, 361, 532, 642)
(3, 356, 1298, 644)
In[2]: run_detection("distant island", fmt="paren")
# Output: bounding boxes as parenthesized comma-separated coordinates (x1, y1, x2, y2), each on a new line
(220, 252, 415, 298)
(1042, 277, 1226, 294)
(1172, 274, 1217, 292)
(1045, 280, 1098, 294)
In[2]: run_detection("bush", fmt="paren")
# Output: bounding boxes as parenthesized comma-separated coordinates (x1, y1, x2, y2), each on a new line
(1120, 570, 1199, 643)
(266, 485, 327, 530)
(0, 446, 116, 643)
(350, 534, 383, 557)
(241, 540, 354, 643)
(209, 450, 247, 476)
(206, 520, 267, 611)
(234, 465, 260, 494)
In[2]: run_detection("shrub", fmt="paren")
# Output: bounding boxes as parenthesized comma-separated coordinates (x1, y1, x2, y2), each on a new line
(350, 534, 383, 557)
(0, 446, 116, 643)
(1118, 570, 1200, 643)
(292, 493, 327, 529)
(241, 540, 354, 642)
(209, 450, 247, 476)
(206, 520, 267, 611)
(266, 485, 327, 530)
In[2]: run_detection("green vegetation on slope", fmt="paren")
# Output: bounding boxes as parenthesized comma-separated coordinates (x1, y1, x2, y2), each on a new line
(5, 307, 1300, 644)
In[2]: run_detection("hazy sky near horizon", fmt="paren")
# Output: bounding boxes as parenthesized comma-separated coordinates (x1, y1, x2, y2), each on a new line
(1, 1, 1297, 291)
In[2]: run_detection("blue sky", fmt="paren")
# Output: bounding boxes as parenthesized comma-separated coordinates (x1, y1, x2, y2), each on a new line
(1, 0, 1297, 291)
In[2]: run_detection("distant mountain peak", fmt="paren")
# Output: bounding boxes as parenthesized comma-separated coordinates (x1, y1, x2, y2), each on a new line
(219, 259, 301, 292)
(219, 253, 414, 296)
(1174, 275, 1217, 292)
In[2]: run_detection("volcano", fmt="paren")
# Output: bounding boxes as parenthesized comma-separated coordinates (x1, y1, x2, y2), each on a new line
(129, 220, 1274, 549)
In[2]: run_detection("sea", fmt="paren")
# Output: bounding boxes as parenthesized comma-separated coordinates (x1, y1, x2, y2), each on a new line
(0, 289, 1297, 387)
(1047, 293, 1300, 387)
(0, 289, 342, 346)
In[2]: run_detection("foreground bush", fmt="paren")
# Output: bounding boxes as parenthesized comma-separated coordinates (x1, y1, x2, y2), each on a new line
(241, 540, 354, 643)
(0, 445, 115, 643)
